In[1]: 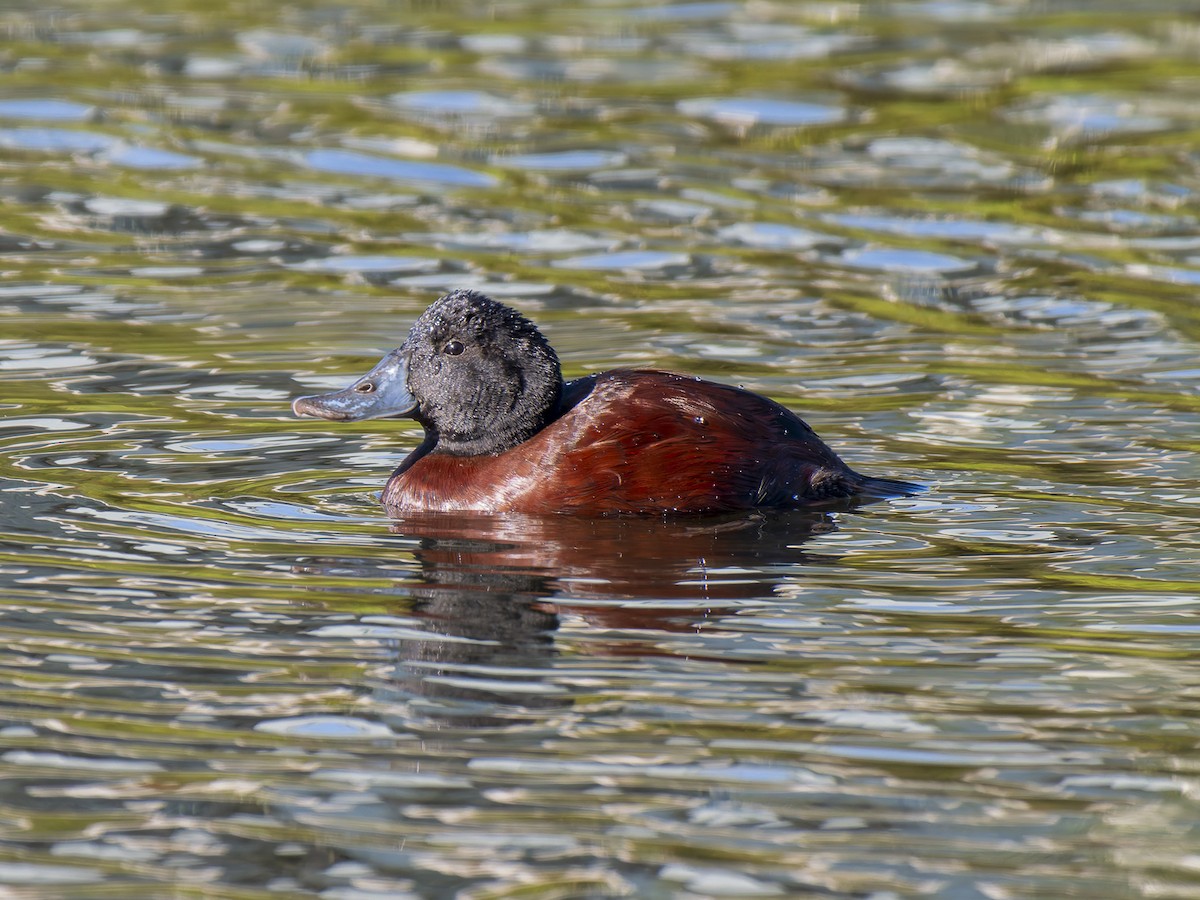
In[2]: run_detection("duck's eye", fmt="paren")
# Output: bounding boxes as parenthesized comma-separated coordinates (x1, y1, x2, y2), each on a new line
(443, 340, 465, 356)
(354, 381, 375, 393)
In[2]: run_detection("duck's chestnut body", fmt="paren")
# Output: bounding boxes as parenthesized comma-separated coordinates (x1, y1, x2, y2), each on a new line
(294, 290, 919, 516)
(383, 369, 909, 515)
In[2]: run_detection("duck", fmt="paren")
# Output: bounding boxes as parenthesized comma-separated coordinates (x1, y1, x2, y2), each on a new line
(292, 289, 920, 516)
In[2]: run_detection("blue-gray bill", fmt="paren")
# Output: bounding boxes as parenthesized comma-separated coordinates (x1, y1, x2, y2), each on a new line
(292, 350, 417, 421)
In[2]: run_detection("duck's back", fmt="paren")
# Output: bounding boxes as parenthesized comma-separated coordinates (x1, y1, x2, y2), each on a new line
(384, 370, 907, 516)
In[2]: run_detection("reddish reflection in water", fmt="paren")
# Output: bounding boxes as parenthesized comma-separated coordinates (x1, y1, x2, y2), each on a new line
(393, 509, 837, 617)
(296, 511, 840, 726)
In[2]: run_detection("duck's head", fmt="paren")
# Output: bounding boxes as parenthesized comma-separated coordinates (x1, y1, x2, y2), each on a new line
(292, 290, 563, 456)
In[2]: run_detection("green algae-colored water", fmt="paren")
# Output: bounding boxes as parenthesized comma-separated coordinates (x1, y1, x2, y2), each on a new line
(2, 1, 1200, 896)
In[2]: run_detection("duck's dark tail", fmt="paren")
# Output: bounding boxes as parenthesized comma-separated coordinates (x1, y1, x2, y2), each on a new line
(855, 474, 925, 500)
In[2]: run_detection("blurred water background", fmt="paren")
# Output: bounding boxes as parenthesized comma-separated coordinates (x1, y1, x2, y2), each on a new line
(2, 1, 1200, 896)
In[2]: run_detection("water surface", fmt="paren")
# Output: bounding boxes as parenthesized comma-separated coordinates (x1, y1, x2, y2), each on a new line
(2, 1, 1200, 897)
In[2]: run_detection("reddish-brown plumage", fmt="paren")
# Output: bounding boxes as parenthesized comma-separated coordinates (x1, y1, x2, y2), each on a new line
(293, 290, 919, 517)
(384, 369, 889, 516)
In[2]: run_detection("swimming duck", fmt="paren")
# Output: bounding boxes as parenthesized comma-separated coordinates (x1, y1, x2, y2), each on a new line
(293, 289, 919, 515)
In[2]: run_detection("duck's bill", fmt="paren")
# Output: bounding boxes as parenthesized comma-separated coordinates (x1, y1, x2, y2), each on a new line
(292, 350, 418, 421)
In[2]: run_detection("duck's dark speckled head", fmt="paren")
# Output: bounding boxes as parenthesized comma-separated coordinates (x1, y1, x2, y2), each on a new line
(293, 290, 563, 457)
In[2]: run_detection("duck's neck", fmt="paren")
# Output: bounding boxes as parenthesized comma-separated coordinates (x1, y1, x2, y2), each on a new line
(392, 430, 438, 479)
(418, 377, 565, 458)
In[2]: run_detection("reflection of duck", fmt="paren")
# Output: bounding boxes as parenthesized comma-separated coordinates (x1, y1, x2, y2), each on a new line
(299, 511, 835, 728)
(294, 290, 920, 516)
(397, 509, 835, 606)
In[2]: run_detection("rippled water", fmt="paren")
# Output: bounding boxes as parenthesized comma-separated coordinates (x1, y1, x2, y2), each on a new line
(3, 1, 1200, 896)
